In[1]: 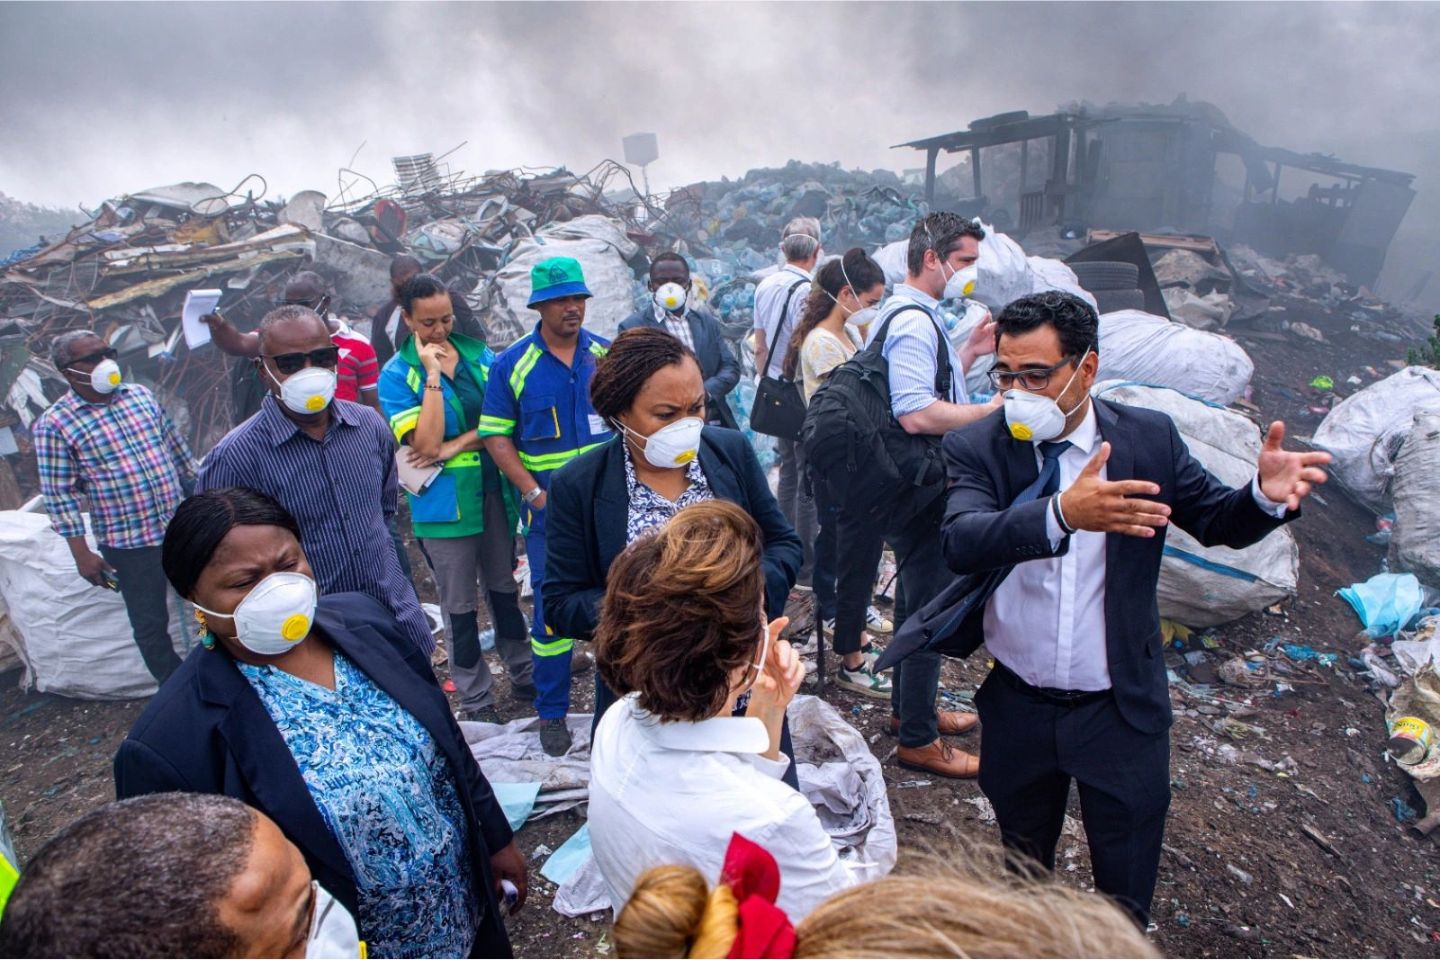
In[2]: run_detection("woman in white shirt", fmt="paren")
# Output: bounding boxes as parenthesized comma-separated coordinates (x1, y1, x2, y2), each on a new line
(588, 500, 885, 921)
(781, 249, 893, 698)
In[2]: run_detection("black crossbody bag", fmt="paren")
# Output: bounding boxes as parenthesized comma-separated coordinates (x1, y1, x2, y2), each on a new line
(749, 277, 811, 440)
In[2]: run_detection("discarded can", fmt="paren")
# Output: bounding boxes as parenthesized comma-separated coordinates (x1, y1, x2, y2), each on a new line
(1387, 716, 1435, 765)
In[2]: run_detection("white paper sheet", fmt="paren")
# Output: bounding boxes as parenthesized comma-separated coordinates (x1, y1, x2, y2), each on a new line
(181, 288, 222, 348)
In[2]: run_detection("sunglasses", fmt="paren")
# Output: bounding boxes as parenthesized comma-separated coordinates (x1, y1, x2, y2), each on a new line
(264, 346, 339, 375)
(71, 348, 118, 367)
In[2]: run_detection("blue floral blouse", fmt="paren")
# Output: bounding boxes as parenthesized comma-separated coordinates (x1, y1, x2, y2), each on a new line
(237, 651, 475, 959)
(622, 442, 714, 544)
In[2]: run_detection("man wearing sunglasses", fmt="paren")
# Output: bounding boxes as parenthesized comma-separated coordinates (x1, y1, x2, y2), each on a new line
(33, 330, 198, 683)
(202, 272, 382, 414)
(197, 306, 433, 655)
(937, 290, 1328, 928)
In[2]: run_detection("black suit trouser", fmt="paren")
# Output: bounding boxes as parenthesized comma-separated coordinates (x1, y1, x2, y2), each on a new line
(975, 664, 1171, 927)
(887, 495, 951, 747)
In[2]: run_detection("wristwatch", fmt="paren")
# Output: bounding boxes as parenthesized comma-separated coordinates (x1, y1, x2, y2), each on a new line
(523, 486, 544, 504)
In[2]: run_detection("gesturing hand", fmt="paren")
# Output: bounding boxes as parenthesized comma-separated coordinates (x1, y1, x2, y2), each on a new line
(1257, 421, 1330, 512)
(1057, 442, 1172, 538)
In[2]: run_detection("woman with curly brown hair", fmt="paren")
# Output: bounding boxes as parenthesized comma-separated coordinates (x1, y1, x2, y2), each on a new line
(587, 501, 886, 922)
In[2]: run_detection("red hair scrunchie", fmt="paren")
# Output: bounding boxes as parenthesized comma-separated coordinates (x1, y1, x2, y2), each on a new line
(722, 833, 797, 959)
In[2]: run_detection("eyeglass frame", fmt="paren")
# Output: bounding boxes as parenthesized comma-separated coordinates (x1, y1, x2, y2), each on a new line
(261, 346, 340, 375)
(986, 354, 1081, 392)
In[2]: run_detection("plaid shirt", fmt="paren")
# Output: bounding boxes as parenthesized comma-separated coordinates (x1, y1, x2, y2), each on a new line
(33, 383, 197, 549)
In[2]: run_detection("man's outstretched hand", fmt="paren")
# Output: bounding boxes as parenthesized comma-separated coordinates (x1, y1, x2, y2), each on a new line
(1058, 442, 1172, 539)
(1257, 421, 1330, 512)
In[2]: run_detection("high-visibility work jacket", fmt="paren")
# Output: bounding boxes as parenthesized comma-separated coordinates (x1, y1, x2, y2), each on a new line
(378, 333, 519, 538)
(477, 324, 612, 488)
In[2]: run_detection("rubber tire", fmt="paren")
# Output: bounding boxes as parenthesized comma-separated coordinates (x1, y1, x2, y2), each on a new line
(1071, 260, 1141, 292)
(1093, 288, 1147, 314)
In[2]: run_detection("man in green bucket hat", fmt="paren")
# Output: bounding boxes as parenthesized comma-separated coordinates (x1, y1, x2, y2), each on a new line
(480, 257, 610, 755)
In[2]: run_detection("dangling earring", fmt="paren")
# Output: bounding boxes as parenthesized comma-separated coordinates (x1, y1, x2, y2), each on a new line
(195, 609, 215, 650)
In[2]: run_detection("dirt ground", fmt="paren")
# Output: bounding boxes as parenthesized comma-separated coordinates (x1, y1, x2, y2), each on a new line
(3, 293, 1439, 956)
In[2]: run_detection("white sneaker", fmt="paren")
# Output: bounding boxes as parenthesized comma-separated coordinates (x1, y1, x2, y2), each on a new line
(866, 605, 894, 635)
(836, 659, 893, 698)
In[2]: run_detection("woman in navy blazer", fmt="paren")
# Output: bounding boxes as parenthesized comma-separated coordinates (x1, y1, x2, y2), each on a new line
(114, 488, 525, 959)
(542, 328, 802, 763)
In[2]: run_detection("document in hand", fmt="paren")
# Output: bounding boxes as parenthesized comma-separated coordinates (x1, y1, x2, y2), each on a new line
(395, 449, 443, 496)
(181, 289, 222, 348)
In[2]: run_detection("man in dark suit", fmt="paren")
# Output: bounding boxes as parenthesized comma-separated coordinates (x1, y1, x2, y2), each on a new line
(618, 252, 741, 428)
(941, 291, 1329, 926)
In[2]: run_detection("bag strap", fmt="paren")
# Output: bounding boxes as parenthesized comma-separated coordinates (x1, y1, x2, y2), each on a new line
(870, 304, 953, 400)
(764, 276, 811, 378)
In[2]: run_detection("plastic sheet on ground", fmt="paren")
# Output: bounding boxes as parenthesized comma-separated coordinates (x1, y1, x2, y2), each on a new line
(462, 714, 593, 820)
(1093, 382, 1299, 626)
(0, 510, 190, 698)
(491, 782, 542, 832)
(1389, 412, 1440, 589)
(1313, 366, 1440, 513)
(1337, 572, 1424, 639)
(1096, 309, 1253, 404)
(1162, 288, 1235, 331)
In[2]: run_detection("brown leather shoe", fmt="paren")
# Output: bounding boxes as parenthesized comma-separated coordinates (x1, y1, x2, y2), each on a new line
(896, 739, 980, 779)
(889, 710, 979, 737)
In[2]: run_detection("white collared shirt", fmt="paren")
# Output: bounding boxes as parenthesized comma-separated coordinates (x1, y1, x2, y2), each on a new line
(753, 265, 813, 378)
(588, 694, 879, 920)
(984, 400, 1291, 691)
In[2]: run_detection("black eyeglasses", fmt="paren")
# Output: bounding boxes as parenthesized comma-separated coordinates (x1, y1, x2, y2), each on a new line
(71, 348, 118, 367)
(264, 347, 339, 375)
(987, 356, 1077, 392)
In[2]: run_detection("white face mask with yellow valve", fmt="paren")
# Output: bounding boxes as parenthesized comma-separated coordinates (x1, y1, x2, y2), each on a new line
(266, 364, 337, 415)
(653, 281, 689, 314)
(941, 261, 978, 301)
(1002, 349, 1091, 443)
(615, 416, 705, 468)
(194, 572, 318, 657)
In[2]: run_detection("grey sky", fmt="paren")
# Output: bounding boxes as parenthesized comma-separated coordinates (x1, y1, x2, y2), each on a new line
(3, 1, 1437, 290)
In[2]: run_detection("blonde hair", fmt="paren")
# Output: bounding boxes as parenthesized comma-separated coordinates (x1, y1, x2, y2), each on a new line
(614, 845, 1160, 959)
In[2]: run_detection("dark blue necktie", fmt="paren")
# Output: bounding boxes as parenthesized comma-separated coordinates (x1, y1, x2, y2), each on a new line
(1036, 440, 1074, 498)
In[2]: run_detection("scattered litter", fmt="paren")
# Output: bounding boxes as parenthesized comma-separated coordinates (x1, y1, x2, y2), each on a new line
(1337, 573, 1424, 639)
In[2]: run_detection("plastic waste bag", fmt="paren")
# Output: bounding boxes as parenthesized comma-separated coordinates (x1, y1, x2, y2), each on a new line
(1337, 572, 1425, 639)
(1313, 366, 1440, 513)
(0, 510, 191, 699)
(1096, 310, 1253, 405)
(1093, 382, 1298, 626)
(1388, 413, 1440, 588)
(871, 231, 1096, 314)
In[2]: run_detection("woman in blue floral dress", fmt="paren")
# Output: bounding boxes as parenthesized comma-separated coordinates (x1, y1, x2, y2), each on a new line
(115, 487, 527, 958)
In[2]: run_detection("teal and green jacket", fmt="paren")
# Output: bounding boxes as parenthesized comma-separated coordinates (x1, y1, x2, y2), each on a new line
(378, 333, 520, 539)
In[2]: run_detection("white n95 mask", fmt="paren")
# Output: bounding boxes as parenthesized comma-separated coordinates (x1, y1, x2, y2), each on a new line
(194, 572, 318, 656)
(654, 282, 688, 314)
(305, 882, 365, 959)
(616, 416, 705, 468)
(69, 358, 123, 394)
(268, 365, 337, 415)
(1002, 349, 1090, 443)
(942, 262, 979, 301)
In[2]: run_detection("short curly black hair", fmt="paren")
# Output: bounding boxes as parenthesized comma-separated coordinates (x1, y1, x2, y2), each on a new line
(0, 793, 256, 958)
(589, 326, 700, 421)
(994, 290, 1099, 359)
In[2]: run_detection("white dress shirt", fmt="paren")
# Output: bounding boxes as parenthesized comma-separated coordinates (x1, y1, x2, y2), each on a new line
(984, 400, 1290, 691)
(753, 265, 813, 378)
(588, 694, 881, 920)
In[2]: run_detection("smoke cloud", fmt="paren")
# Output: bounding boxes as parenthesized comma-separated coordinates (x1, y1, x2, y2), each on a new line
(2, 1, 1437, 293)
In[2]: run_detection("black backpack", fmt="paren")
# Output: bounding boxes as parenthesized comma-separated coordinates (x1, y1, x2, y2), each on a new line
(799, 306, 953, 526)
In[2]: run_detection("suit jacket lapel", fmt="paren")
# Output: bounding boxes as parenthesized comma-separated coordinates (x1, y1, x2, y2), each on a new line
(697, 435, 743, 504)
(1093, 398, 1134, 662)
(596, 440, 629, 572)
(199, 652, 353, 884)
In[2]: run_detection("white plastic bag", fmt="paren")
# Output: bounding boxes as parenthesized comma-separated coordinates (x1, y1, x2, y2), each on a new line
(0, 510, 191, 699)
(1314, 366, 1440, 513)
(1093, 382, 1299, 626)
(1097, 309, 1253, 405)
(487, 215, 639, 345)
(1390, 412, 1440, 588)
(873, 237, 1097, 314)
